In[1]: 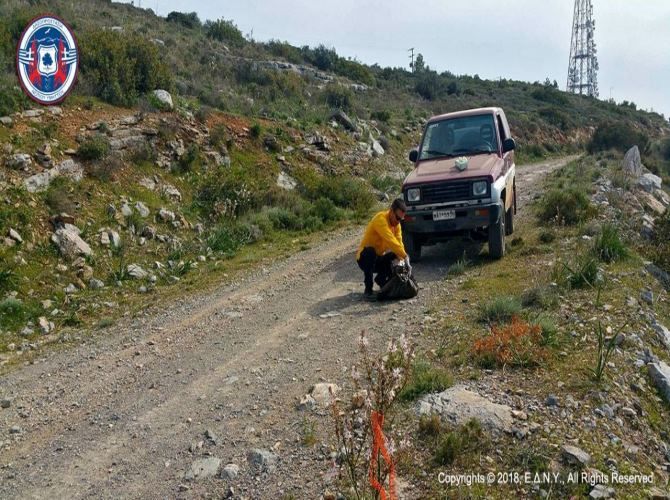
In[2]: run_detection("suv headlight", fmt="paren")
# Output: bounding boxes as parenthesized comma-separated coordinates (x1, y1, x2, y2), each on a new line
(406, 188, 421, 203)
(472, 181, 488, 197)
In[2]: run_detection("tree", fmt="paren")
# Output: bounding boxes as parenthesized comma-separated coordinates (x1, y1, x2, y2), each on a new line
(413, 53, 425, 73)
(166, 11, 201, 29)
(42, 52, 53, 68)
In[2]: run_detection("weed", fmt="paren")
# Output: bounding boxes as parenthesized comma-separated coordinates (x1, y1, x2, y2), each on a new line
(301, 418, 317, 447)
(521, 286, 558, 310)
(250, 123, 262, 138)
(447, 253, 470, 277)
(566, 257, 600, 289)
(0, 269, 17, 293)
(538, 230, 555, 244)
(208, 224, 252, 256)
(473, 316, 547, 368)
(537, 188, 593, 226)
(478, 296, 522, 324)
(97, 317, 114, 329)
(399, 360, 452, 402)
(78, 134, 110, 160)
(0, 297, 30, 330)
(418, 414, 442, 437)
(593, 223, 628, 263)
(434, 419, 486, 466)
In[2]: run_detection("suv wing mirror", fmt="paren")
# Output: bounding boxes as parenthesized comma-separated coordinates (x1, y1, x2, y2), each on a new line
(409, 149, 418, 162)
(502, 138, 516, 153)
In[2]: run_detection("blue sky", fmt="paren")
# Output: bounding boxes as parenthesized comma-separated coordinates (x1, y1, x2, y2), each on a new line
(119, 0, 670, 118)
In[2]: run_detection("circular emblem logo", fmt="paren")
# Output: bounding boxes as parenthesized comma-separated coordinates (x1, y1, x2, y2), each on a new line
(16, 14, 79, 105)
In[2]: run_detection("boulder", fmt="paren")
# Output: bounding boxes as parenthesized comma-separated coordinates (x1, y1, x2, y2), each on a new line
(247, 449, 277, 472)
(127, 264, 148, 280)
(562, 445, 591, 467)
(24, 159, 83, 193)
(7, 153, 32, 170)
(638, 173, 663, 193)
(417, 385, 513, 434)
(648, 361, 670, 403)
(135, 202, 150, 218)
(152, 89, 173, 110)
(184, 457, 221, 481)
(51, 227, 92, 260)
(622, 146, 643, 177)
(653, 322, 670, 350)
(309, 383, 339, 406)
(331, 110, 358, 132)
(371, 139, 385, 157)
(0, 116, 12, 127)
(277, 172, 297, 190)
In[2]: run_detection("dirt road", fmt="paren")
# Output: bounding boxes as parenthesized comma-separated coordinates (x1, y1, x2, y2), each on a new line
(0, 157, 574, 499)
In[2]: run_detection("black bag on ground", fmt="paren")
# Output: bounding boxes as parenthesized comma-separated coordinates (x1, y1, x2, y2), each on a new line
(377, 265, 419, 301)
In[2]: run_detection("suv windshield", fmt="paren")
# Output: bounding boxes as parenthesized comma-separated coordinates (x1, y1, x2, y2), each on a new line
(419, 114, 498, 160)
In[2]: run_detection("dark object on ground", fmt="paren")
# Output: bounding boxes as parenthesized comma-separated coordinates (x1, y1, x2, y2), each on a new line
(377, 265, 419, 301)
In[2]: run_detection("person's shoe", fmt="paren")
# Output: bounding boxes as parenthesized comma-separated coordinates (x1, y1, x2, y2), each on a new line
(362, 289, 377, 301)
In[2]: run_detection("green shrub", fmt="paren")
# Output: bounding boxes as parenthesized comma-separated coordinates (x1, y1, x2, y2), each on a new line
(434, 419, 485, 466)
(530, 86, 569, 105)
(537, 315, 559, 348)
(249, 123, 262, 138)
(539, 106, 573, 131)
(418, 414, 442, 437)
(588, 121, 650, 153)
(44, 177, 76, 214)
(78, 134, 110, 161)
(207, 224, 252, 256)
(651, 212, 670, 272)
(537, 188, 593, 225)
(308, 176, 374, 213)
(567, 257, 600, 289)
(0, 297, 31, 331)
(310, 197, 344, 223)
(0, 82, 29, 116)
(166, 11, 201, 29)
(399, 360, 452, 402)
(593, 224, 628, 263)
(538, 230, 555, 244)
(205, 18, 245, 47)
(176, 144, 201, 172)
(478, 296, 522, 324)
(323, 85, 353, 111)
(79, 30, 172, 107)
(447, 254, 470, 277)
(371, 110, 391, 122)
(521, 286, 558, 310)
(415, 72, 443, 100)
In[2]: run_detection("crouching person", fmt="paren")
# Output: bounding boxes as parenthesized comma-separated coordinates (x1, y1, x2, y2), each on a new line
(356, 198, 410, 300)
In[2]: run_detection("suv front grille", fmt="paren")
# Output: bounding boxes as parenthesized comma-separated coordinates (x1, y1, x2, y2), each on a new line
(420, 181, 472, 204)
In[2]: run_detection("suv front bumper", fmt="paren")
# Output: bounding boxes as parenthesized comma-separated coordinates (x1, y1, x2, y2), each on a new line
(402, 202, 503, 236)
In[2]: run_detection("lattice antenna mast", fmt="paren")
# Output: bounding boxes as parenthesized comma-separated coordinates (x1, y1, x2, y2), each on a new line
(567, 0, 599, 97)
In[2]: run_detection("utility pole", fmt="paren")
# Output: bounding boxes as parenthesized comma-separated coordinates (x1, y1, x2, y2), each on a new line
(566, 0, 599, 97)
(408, 48, 414, 73)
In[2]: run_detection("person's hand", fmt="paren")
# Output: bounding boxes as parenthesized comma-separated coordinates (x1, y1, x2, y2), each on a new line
(404, 256, 412, 273)
(392, 258, 403, 267)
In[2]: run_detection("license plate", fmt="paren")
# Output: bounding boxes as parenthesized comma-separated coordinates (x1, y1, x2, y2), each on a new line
(433, 209, 456, 221)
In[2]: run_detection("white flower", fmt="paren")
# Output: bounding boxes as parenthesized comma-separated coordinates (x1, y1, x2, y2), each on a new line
(388, 340, 397, 353)
(392, 367, 402, 380)
(359, 332, 369, 349)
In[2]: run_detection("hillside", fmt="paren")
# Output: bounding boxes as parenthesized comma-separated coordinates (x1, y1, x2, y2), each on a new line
(1, 1, 670, 498)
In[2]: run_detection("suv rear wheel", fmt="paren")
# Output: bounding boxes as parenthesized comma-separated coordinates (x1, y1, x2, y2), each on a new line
(488, 203, 505, 259)
(403, 231, 422, 262)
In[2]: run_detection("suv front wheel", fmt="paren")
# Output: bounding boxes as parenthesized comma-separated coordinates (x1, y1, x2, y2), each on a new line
(403, 231, 422, 262)
(488, 203, 505, 259)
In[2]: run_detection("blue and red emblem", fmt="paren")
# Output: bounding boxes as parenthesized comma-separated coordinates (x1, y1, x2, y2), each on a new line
(16, 14, 79, 105)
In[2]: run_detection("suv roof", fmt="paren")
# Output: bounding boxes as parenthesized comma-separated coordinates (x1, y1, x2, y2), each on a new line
(427, 107, 502, 124)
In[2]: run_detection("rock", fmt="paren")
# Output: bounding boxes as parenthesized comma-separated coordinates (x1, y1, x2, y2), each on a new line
(1, 398, 11, 408)
(141, 226, 156, 239)
(9, 425, 21, 434)
(38, 316, 54, 334)
(161, 184, 181, 201)
(100, 231, 110, 246)
(641, 289, 654, 305)
(221, 463, 239, 480)
(639, 173, 663, 192)
(22, 109, 43, 118)
(371, 139, 385, 157)
(546, 395, 559, 406)
(121, 203, 133, 217)
(649, 487, 670, 500)
(158, 208, 176, 222)
(277, 172, 297, 190)
(417, 385, 514, 434)
(76, 265, 94, 280)
(0, 116, 12, 127)
(8, 229, 22, 244)
(55, 159, 83, 181)
(64, 283, 77, 294)
(127, 264, 148, 280)
(331, 110, 358, 132)
(562, 445, 591, 467)
(7, 153, 32, 170)
(622, 146, 643, 177)
(646, 263, 670, 291)
(639, 191, 667, 215)
(654, 322, 670, 350)
(24, 159, 83, 193)
(184, 457, 221, 481)
(649, 361, 670, 403)
(89, 278, 105, 290)
(247, 448, 277, 472)
(310, 383, 339, 406)
(139, 177, 157, 191)
(298, 394, 317, 411)
(135, 202, 150, 218)
(205, 429, 218, 444)
(109, 231, 121, 248)
(589, 484, 615, 499)
(152, 89, 173, 110)
(51, 227, 92, 260)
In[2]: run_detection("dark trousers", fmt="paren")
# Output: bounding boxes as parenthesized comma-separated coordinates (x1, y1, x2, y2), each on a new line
(357, 247, 397, 293)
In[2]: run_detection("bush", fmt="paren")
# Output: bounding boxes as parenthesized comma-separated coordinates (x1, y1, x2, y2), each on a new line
(79, 30, 172, 107)
(418, 414, 442, 437)
(44, 177, 76, 214)
(539, 106, 574, 131)
(0, 297, 31, 331)
(207, 224, 252, 256)
(399, 360, 452, 402)
(478, 296, 522, 324)
(323, 85, 353, 111)
(593, 224, 628, 263)
(473, 317, 547, 368)
(521, 286, 558, 310)
(567, 256, 600, 289)
(434, 419, 485, 466)
(537, 188, 593, 225)
(531, 86, 569, 105)
(249, 123, 262, 138)
(0, 83, 29, 116)
(205, 18, 245, 47)
(308, 176, 374, 214)
(652, 213, 670, 272)
(538, 230, 555, 244)
(588, 121, 650, 153)
(310, 197, 344, 223)
(415, 72, 443, 100)
(77, 134, 110, 161)
(166, 11, 201, 29)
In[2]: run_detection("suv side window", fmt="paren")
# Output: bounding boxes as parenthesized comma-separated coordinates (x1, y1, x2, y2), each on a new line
(497, 115, 507, 141)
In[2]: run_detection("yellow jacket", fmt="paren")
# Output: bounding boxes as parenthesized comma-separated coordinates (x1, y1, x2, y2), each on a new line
(356, 210, 407, 260)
